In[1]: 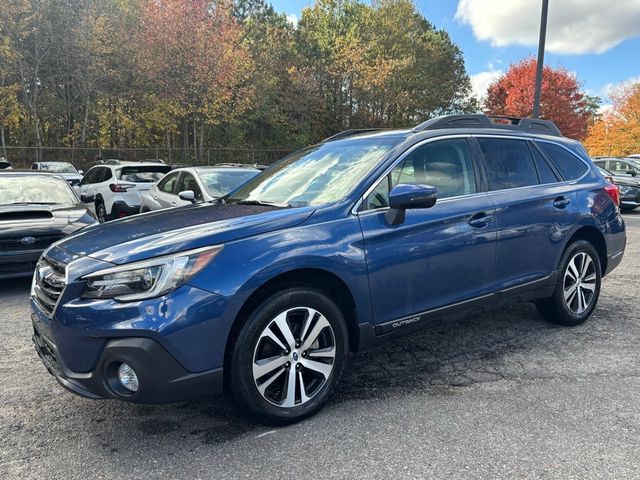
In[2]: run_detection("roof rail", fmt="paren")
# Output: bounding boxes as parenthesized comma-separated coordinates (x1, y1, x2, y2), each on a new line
(412, 114, 562, 137)
(322, 128, 385, 142)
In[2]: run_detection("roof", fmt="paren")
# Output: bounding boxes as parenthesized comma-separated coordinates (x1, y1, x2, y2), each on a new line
(322, 114, 565, 144)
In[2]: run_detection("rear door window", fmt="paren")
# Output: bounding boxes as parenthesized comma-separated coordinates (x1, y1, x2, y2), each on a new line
(537, 142, 588, 180)
(478, 138, 539, 190)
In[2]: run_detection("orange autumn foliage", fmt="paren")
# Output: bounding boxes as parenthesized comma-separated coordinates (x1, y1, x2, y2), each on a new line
(485, 58, 591, 140)
(584, 83, 640, 157)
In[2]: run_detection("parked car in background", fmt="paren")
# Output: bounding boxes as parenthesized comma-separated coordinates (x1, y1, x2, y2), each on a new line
(31, 161, 83, 187)
(0, 158, 12, 169)
(30, 115, 625, 425)
(140, 166, 260, 212)
(593, 157, 640, 179)
(627, 154, 640, 159)
(215, 162, 270, 171)
(594, 162, 640, 211)
(0, 171, 95, 279)
(77, 161, 171, 222)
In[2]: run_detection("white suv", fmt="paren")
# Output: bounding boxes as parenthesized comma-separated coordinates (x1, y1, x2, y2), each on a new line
(77, 161, 171, 222)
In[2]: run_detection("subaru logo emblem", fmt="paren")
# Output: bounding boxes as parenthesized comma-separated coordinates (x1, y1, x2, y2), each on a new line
(292, 352, 299, 361)
(20, 236, 36, 246)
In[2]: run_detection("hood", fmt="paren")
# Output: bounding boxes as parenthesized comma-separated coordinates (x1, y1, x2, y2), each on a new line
(0, 203, 95, 240)
(56, 202, 315, 264)
(57, 172, 82, 180)
(613, 176, 640, 187)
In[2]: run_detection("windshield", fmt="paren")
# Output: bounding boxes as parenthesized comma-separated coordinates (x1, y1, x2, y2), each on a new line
(0, 176, 77, 205)
(227, 137, 399, 207)
(40, 162, 78, 173)
(625, 158, 640, 170)
(117, 165, 171, 183)
(199, 170, 260, 197)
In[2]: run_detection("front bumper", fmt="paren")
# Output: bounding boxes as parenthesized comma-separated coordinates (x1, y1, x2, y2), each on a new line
(0, 250, 42, 279)
(30, 274, 237, 403)
(32, 320, 223, 403)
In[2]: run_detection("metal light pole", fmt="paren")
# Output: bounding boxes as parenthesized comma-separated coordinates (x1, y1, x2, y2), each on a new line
(532, 0, 549, 118)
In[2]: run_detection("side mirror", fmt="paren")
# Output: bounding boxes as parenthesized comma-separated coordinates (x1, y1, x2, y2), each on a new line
(80, 193, 95, 203)
(385, 184, 437, 226)
(178, 190, 196, 203)
(627, 170, 637, 177)
(78, 169, 84, 175)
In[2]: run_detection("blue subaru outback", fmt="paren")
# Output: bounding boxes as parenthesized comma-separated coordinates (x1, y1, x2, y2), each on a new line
(31, 115, 626, 424)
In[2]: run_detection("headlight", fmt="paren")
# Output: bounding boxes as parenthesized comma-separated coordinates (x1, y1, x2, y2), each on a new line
(619, 185, 634, 195)
(81, 245, 222, 301)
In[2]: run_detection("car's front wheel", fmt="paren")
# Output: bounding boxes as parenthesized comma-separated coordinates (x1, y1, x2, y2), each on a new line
(536, 240, 602, 326)
(230, 287, 348, 425)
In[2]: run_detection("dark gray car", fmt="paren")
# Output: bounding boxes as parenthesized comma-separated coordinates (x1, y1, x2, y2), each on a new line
(0, 172, 96, 279)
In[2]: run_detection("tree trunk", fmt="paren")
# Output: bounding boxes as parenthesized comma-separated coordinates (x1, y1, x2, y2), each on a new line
(166, 130, 172, 163)
(80, 96, 90, 144)
(1, 125, 7, 159)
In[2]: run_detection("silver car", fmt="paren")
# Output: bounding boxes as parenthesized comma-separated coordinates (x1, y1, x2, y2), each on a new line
(140, 166, 260, 212)
(31, 161, 83, 186)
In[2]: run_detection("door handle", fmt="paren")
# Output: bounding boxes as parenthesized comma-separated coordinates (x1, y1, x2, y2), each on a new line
(170, 202, 177, 206)
(469, 212, 493, 228)
(553, 196, 571, 209)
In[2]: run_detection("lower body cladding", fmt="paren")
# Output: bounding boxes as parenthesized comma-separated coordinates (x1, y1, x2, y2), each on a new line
(107, 201, 140, 221)
(30, 283, 233, 403)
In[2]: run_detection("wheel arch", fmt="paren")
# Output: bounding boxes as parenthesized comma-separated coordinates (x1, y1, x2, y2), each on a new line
(223, 267, 360, 387)
(563, 225, 607, 274)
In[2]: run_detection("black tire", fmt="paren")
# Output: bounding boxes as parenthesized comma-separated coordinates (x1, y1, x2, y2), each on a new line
(229, 287, 348, 425)
(536, 240, 602, 326)
(95, 200, 107, 223)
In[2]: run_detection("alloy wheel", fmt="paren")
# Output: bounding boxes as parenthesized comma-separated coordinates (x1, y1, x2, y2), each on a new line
(252, 307, 336, 408)
(563, 251, 597, 314)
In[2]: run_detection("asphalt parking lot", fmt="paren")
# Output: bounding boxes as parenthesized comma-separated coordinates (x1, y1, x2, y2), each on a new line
(2, 213, 640, 479)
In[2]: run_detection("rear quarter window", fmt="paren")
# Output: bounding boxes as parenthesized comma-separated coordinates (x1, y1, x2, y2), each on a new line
(537, 142, 588, 180)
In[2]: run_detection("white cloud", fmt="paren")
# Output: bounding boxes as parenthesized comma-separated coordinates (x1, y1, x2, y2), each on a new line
(286, 13, 299, 28)
(601, 76, 640, 99)
(470, 68, 503, 99)
(455, 0, 640, 55)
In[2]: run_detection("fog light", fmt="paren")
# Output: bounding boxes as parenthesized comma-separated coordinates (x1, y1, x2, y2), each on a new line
(117, 363, 139, 392)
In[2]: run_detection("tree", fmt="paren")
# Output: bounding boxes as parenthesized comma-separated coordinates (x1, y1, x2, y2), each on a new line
(584, 83, 640, 156)
(138, 0, 254, 161)
(484, 58, 592, 140)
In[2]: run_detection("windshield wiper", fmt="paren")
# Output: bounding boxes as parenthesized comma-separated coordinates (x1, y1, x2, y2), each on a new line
(236, 199, 291, 208)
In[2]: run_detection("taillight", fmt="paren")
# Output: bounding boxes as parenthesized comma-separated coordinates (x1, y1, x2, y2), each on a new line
(604, 183, 620, 207)
(109, 183, 135, 193)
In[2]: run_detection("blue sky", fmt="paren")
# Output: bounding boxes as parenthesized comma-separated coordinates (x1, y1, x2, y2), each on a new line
(269, 0, 640, 104)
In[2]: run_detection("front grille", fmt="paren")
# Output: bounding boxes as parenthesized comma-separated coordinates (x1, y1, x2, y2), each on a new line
(33, 257, 67, 316)
(0, 233, 64, 251)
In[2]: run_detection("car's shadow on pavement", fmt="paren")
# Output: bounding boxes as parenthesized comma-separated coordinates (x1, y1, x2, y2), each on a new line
(70, 300, 602, 447)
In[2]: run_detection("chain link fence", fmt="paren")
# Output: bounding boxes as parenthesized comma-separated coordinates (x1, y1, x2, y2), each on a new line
(1, 146, 295, 171)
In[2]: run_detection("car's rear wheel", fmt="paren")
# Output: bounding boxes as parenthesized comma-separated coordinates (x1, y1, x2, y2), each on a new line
(95, 201, 107, 223)
(230, 287, 348, 425)
(536, 240, 602, 326)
